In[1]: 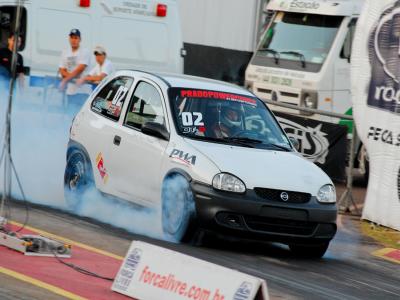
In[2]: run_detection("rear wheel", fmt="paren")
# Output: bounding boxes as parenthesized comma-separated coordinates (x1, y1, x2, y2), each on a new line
(64, 150, 93, 211)
(289, 242, 330, 259)
(161, 174, 197, 243)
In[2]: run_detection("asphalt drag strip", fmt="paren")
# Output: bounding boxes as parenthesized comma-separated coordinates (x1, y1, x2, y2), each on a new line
(1, 201, 400, 300)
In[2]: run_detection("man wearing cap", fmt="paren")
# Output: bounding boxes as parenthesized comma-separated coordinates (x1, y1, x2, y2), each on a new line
(77, 46, 114, 86)
(59, 29, 91, 112)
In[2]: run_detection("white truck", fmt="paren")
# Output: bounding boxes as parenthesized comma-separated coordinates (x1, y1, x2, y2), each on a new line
(0, 0, 184, 95)
(245, 0, 367, 178)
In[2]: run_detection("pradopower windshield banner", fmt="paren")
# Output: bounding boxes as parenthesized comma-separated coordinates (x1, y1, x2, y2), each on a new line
(352, 0, 400, 230)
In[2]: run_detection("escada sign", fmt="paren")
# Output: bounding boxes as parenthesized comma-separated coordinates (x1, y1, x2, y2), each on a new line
(289, 0, 320, 10)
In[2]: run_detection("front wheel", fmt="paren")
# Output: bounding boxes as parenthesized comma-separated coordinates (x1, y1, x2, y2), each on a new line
(64, 150, 93, 211)
(289, 242, 330, 259)
(161, 174, 197, 243)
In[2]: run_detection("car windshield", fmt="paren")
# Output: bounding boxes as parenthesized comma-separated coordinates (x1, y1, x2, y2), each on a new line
(168, 88, 292, 150)
(257, 12, 343, 66)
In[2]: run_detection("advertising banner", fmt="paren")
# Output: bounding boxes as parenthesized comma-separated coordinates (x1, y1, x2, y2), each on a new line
(274, 112, 348, 181)
(352, 0, 400, 230)
(112, 241, 269, 300)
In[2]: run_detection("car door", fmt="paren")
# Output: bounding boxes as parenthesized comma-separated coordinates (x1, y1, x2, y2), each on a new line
(106, 79, 169, 207)
(82, 76, 135, 195)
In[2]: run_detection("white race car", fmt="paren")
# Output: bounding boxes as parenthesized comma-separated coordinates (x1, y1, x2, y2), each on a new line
(65, 70, 337, 258)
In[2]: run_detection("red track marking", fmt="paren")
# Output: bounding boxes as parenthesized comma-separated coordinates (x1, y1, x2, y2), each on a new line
(373, 248, 400, 265)
(385, 249, 400, 261)
(0, 224, 132, 300)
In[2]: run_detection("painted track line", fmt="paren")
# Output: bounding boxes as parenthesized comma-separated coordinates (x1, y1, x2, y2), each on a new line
(1, 222, 129, 299)
(373, 248, 400, 265)
(0, 266, 87, 300)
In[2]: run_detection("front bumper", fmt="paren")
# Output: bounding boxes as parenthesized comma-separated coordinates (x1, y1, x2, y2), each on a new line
(191, 181, 337, 245)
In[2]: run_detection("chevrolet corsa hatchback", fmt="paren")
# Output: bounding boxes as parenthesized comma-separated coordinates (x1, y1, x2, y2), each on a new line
(65, 70, 337, 258)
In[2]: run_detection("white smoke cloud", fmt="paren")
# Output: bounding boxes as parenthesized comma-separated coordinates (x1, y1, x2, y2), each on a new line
(0, 79, 187, 241)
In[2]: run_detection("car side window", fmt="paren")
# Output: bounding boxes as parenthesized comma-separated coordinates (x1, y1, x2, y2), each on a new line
(124, 81, 165, 129)
(91, 76, 134, 121)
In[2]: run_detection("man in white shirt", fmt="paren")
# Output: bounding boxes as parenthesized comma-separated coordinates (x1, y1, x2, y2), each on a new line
(77, 45, 114, 86)
(59, 29, 91, 114)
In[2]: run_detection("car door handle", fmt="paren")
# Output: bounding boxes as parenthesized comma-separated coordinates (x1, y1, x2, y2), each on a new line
(113, 135, 121, 146)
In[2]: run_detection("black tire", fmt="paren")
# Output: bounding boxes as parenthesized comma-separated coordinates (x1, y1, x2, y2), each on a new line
(289, 242, 330, 259)
(161, 174, 197, 243)
(64, 150, 94, 211)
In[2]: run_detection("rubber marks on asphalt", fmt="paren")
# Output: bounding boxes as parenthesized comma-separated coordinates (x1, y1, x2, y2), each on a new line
(373, 248, 400, 264)
(0, 223, 131, 300)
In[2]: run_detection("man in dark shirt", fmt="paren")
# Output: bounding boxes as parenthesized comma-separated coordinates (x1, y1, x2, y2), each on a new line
(0, 34, 24, 86)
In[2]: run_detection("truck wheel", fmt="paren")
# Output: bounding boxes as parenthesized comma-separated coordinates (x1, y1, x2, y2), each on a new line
(289, 242, 330, 259)
(64, 150, 93, 211)
(161, 174, 196, 243)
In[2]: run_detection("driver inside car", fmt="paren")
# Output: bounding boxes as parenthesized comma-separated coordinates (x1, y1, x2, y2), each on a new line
(212, 106, 243, 138)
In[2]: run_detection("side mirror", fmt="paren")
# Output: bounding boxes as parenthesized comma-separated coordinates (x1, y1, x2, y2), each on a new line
(289, 137, 300, 151)
(141, 122, 170, 141)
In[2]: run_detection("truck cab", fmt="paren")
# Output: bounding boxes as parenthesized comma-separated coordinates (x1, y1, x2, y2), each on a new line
(245, 0, 363, 124)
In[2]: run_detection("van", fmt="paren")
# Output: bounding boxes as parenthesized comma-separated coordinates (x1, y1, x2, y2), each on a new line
(0, 0, 184, 93)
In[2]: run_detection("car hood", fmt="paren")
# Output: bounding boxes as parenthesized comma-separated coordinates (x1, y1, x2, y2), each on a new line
(185, 139, 332, 195)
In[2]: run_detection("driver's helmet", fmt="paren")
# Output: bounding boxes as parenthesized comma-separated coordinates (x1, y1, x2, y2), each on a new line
(221, 106, 243, 130)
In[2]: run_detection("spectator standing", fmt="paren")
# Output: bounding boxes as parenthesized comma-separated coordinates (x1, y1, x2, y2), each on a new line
(77, 45, 114, 86)
(0, 34, 24, 87)
(59, 29, 91, 112)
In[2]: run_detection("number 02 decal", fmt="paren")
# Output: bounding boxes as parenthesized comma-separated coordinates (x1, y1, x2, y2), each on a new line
(111, 86, 129, 107)
(182, 112, 204, 126)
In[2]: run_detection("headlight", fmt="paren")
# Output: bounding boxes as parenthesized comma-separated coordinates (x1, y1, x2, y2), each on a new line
(300, 91, 318, 115)
(304, 95, 314, 108)
(317, 184, 336, 204)
(212, 173, 246, 193)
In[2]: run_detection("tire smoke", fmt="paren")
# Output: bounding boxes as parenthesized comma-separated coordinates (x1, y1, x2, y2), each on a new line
(0, 80, 171, 240)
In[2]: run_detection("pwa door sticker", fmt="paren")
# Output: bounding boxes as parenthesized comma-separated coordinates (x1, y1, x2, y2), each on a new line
(96, 152, 109, 184)
(276, 117, 329, 164)
(170, 149, 197, 166)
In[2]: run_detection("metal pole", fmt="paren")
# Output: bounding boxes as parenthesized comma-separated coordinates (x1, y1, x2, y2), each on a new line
(0, 1, 23, 222)
(263, 99, 354, 120)
(338, 125, 360, 215)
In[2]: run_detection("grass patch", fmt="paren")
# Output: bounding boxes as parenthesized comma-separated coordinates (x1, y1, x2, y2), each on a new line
(361, 221, 400, 250)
